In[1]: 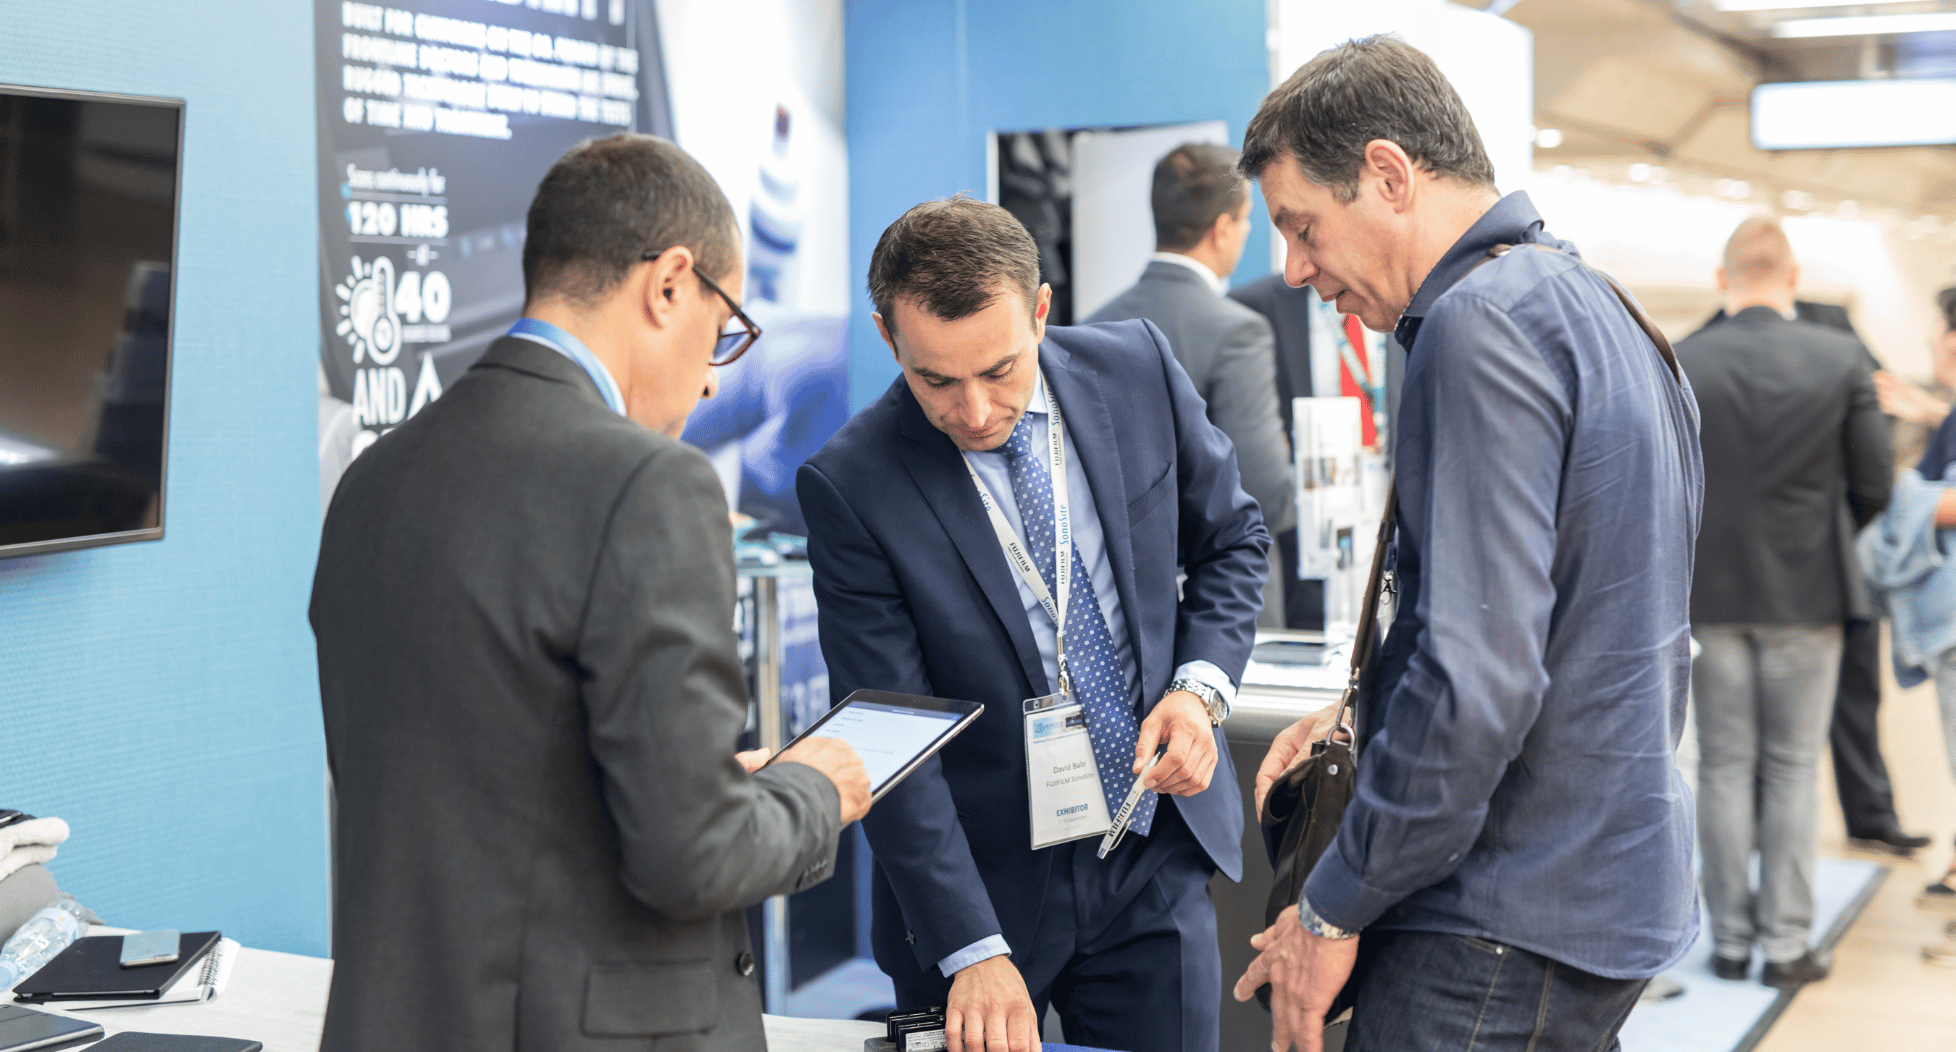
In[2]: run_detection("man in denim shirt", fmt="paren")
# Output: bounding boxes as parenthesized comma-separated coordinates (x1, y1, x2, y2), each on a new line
(1231, 38, 1703, 1052)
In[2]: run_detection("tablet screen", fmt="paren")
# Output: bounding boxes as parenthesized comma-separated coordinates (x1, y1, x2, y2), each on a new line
(823, 699, 967, 792)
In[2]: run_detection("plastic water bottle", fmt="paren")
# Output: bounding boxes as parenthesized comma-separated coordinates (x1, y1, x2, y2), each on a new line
(0, 898, 90, 990)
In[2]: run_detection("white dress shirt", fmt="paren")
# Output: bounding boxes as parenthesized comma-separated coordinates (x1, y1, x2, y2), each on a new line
(1147, 251, 1228, 296)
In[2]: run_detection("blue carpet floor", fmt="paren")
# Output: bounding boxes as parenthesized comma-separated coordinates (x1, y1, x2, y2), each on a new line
(1618, 856, 1888, 1052)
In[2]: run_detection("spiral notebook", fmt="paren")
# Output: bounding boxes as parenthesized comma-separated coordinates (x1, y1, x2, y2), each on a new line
(26, 939, 236, 1011)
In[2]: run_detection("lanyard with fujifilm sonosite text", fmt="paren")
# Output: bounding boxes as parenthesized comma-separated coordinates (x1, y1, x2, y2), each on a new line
(962, 373, 1077, 696)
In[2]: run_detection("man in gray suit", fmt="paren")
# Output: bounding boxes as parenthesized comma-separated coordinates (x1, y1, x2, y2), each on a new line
(311, 134, 870, 1051)
(1087, 143, 1295, 626)
(1680, 215, 1891, 989)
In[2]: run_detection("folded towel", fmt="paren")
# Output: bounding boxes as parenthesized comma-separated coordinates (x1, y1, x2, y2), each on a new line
(0, 845, 56, 883)
(0, 818, 69, 857)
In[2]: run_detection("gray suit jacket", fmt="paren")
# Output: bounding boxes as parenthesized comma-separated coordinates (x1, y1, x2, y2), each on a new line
(311, 337, 841, 1052)
(1088, 261, 1295, 532)
(1226, 273, 1315, 438)
(1677, 307, 1893, 624)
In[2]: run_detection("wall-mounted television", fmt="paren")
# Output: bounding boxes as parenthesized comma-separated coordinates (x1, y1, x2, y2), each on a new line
(0, 84, 181, 558)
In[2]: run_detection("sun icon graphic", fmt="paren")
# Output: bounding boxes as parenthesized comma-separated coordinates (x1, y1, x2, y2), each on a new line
(335, 255, 402, 366)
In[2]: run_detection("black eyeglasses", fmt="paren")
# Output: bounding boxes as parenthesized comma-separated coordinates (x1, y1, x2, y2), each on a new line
(642, 249, 761, 366)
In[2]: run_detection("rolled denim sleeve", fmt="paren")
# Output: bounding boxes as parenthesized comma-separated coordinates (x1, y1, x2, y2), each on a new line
(1303, 295, 1570, 931)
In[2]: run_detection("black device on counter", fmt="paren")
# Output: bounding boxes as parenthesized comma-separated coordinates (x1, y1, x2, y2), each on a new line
(0, 1003, 102, 1052)
(862, 1007, 947, 1052)
(12, 932, 219, 1004)
(86, 1036, 260, 1052)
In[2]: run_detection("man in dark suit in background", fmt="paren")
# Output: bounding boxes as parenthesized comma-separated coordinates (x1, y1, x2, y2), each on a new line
(1694, 300, 1931, 859)
(1226, 276, 1313, 443)
(1680, 215, 1891, 988)
(799, 196, 1268, 1052)
(311, 134, 869, 1052)
(1229, 274, 1332, 631)
(1087, 143, 1294, 628)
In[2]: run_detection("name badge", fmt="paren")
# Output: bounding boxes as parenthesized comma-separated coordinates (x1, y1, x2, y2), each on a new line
(1024, 692, 1111, 849)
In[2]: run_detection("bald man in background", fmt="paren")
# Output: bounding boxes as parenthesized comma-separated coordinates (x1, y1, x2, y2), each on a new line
(1677, 216, 1891, 989)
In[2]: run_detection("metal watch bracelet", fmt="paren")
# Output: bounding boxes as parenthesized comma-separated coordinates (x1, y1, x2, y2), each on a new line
(1167, 677, 1227, 725)
(1298, 898, 1360, 940)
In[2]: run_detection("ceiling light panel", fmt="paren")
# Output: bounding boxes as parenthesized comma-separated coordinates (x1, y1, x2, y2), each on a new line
(1772, 12, 1956, 38)
(1716, 0, 1931, 11)
(1754, 77, 1956, 148)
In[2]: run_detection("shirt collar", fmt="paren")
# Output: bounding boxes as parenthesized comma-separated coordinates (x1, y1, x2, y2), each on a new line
(1148, 251, 1228, 296)
(505, 317, 627, 416)
(1393, 191, 1549, 350)
(972, 369, 1049, 463)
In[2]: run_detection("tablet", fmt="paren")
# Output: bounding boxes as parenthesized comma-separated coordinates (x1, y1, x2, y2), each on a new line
(769, 690, 983, 803)
(0, 1003, 102, 1052)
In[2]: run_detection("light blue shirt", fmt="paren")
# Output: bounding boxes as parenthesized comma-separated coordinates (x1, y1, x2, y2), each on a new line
(939, 370, 1235, 977)
(506, 317, 626, 416)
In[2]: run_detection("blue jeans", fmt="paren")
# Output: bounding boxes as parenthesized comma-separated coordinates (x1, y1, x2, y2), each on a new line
(1693, 622, 1842, 962)
(1344, 930, 1645, 1052)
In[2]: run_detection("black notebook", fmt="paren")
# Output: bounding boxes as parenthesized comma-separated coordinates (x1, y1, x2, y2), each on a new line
(11, 932, 220, 1004)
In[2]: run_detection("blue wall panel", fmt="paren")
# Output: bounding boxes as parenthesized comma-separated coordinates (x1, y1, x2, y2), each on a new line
(843, 0, 1273, 410)
(0, 3, 328, 955)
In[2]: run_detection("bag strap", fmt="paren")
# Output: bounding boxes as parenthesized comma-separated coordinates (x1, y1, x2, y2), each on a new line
(1484, 243, 1681, 385)
(1322, 481, 1398, 751)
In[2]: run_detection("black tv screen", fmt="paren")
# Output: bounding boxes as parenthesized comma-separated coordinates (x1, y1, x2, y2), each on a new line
(0, 85, 181, 558)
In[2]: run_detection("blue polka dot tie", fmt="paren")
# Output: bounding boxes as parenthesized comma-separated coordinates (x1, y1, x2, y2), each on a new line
(1000, 411, 1154, 836)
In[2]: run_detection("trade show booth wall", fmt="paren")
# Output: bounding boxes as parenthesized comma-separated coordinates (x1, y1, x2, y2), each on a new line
(0, 0, 1278, 963)
(0, 4, 329, 955)
(843, 0, 1275, 410)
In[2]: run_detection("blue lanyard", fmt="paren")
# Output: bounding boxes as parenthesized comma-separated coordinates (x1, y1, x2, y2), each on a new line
(505, 317, 627, 416)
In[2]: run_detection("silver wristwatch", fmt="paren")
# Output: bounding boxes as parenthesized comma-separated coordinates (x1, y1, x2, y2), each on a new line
(1167, 677, 1229, 726)
(1298, 897, 1360, 940)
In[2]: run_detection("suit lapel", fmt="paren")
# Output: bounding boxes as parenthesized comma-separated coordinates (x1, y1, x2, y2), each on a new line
(1043, 342, 1151, 698)
(896, 388, 1051, 697)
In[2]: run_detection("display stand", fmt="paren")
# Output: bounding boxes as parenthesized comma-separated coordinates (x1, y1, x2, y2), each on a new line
(740, 560, 814, 1014)
(1216, 634, 1346, 1052)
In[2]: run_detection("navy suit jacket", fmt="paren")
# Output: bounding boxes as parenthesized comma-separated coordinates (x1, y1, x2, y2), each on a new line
(797, 319, 1267, 975)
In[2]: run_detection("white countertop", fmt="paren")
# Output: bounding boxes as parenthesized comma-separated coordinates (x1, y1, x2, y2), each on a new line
(27, 933, 331, 1052)
(1228, 630, 1347, 743)
(1228, 683, 1340, 743)
(17, 929, 894, 1052)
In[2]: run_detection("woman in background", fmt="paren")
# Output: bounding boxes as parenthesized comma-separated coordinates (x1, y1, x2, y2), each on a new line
(1863, 286, 1956, 962)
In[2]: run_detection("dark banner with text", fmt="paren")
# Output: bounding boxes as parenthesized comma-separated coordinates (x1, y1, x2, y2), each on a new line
(315, 0, 669, 463)
(314, 0, 854, 736)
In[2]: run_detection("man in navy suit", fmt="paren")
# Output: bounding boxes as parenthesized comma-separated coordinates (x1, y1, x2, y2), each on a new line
(798, 196, 1269, 1052)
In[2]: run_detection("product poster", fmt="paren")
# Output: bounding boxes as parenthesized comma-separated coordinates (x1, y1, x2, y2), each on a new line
(315, 0, 671, 470)
(314, 0, 854, 737)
